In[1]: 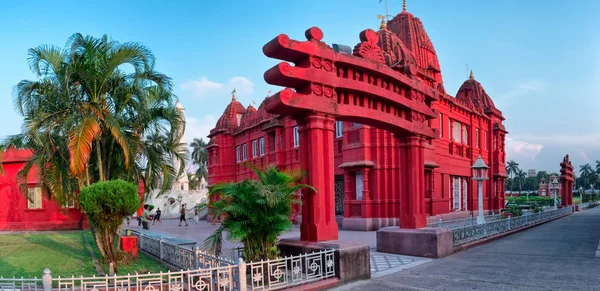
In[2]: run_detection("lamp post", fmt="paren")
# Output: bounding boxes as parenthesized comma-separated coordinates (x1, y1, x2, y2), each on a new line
(472, 155, 489, 225)
(551, 177, 559, 210)
(592, 185, 595, 202)
(579, 186, 583, 208)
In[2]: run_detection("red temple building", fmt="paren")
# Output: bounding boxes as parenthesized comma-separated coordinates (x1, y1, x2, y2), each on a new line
(0, 148, 85, 231)
(207, 5, 508, 231)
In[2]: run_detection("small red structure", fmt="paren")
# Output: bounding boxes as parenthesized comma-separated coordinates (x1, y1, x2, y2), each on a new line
(560, 155, 575, 206)
(121, 236, 139, 257)
(0, 148, 85, 231)
(0, 148, 146, 231)
(208, 6, 508, 242)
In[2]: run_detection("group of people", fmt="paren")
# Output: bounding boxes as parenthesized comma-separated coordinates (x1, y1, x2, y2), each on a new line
(128, 204, 200, 230)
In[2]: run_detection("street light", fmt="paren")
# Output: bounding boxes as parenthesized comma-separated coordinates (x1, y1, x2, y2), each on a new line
(472, 155, 489, 225)
(579, 186, 583, 208)
(551, 177, 559, 210)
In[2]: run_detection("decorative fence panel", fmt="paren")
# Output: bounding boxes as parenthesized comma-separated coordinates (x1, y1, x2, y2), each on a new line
(244, 249, 335, 291)
(452, 207, 572, 246)
(427, 214, 503, 229)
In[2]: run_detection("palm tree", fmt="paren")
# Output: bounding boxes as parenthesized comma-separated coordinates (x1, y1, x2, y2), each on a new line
(205, 164, 311, 261)
(506, 160, 520, 193)
(580, 163, 594, 189)
(1, 33, 183, 268)
(190, 138, 208, 180)
(516, 169, 527, 199)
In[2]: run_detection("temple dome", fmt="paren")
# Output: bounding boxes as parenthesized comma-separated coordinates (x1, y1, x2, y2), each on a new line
(377, 24, 417, 69)
(455, 71, 496, 114)
(238, 104, 257, 128)
(213, 98, 246, 132)
(255, 97, 275, 121)
(386, 8, 443, 84)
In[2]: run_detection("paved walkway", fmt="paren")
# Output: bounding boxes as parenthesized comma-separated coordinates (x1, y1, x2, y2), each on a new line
(127, 218, 430, 276)
(333, 207, 600, 291)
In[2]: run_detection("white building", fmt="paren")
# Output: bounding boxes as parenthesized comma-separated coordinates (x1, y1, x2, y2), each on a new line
(144, 100, 208, 218)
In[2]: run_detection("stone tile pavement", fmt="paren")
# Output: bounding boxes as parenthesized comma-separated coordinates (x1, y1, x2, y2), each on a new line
(126, 218, 433, 276)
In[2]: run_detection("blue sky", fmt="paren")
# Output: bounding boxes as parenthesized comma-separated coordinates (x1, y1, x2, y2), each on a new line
(1, 0, 599, 173)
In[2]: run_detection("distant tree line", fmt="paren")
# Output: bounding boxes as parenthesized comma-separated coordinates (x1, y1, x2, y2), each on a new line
(505, 159, 600, 193)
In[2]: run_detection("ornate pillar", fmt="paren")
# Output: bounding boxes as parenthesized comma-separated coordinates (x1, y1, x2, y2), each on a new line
(343, 170, 351, 218)
(299, 114, 338, 241)
(361, 168, 371, 218)
(397, 135, 427, 229)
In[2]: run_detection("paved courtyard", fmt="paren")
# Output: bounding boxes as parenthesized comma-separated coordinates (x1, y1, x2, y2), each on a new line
(333, 207, 600, 291)
(128, 218, 431, 276)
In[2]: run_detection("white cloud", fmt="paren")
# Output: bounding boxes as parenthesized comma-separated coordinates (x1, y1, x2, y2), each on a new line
(505, 136, 544, 162)
(180, 76, 254, 100)
(510, 133, 600, 147)
(184, 115, 218, 143)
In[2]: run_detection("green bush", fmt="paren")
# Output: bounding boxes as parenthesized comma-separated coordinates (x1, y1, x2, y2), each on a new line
(79, 180, 140, 270)
(508, 205, 523, 217)
(205, 165, 308, 262)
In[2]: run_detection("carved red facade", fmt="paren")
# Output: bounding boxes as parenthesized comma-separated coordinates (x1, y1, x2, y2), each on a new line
(0, 148, 85, 230)
(207, 8, 508, 235)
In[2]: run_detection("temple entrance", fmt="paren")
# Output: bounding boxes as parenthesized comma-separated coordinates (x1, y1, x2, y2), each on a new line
(334, 175, 345, 215)
(263, 27, 438, 242)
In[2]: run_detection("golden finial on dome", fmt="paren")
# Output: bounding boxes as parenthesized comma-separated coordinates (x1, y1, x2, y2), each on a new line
(377, 15, 387, 29)
(403, 0, 407, 12)
(231, 88, 237, 101)
(469, 70, 474, 80)
(267, 89, 272, 97)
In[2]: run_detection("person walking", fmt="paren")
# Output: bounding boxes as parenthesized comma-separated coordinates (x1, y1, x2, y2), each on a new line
(153, 208, 162, 225)
(178, 204, 188, 227)
(137, 207, 143, 227)
(142, 204, 151, 230)
(194, 208, 199, 224)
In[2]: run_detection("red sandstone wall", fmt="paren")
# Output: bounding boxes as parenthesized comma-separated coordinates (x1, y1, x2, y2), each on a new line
(0, 149, 84, 231)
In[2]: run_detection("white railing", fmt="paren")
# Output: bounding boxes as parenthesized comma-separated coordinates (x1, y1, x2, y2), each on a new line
(1, 249, 335, 291)
(130, 230, 236, 269)
(427, 214, 502, 229)
(244, 249, 335, 291)
(198, 206, 209, 219)
(452, 207, 572, 246)
(580, 201, 600, 209)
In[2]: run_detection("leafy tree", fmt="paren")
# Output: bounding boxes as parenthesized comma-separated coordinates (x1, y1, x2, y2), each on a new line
(79, 180, 139, 270)
(580, 163, 595, 189)
(188, 173, 200, 190)
(204, 165, 310, 262)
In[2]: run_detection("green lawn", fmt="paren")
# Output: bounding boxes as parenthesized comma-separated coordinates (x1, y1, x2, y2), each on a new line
(0, 231, 167, 278)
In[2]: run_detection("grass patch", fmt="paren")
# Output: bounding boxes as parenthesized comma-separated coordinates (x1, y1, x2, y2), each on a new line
(0, 231, 168, 278)
(82, 232, 168, 275)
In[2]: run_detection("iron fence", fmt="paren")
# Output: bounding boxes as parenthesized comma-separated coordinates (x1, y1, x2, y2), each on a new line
(427, 214, 503, 229)
(0, 231, 337, 291)
(452, 207, 572, 246)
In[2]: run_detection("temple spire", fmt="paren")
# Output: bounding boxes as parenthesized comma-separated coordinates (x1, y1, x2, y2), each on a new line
(378, 15, 387, 29)
(469, 70, 474, 80)
(403, 0, 407, 12)
(231, 88, 237, 101)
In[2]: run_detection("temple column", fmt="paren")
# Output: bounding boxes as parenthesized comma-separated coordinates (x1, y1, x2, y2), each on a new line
(397, 135, 427, 229)
(299, 114, 338, 241)
(361, 168, 372, 218)
(343, 170, 351, 218)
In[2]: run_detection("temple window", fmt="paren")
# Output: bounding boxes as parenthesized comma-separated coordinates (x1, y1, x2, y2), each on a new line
(452, 121, 461, 143)
(475, 128, 479, 148)
(353, 123, 361, 127)
(335, 121, 343, 138)
(64, 197, 76, 209)
(27, 187, 43, 209)
(252, 140, 258, 158)
(439, 113, 443, 138)
(463, 178, 468, 210)
(236, 146, 241, 162)
(462, 125, 468, 145)
(242, 144, 247, 160)
(355, 171, 364, 200)
(494, 136, 498, 150)
(483, 130, 488, 150)
(293, 126, 300, 147)
(259, 137, 265, 156)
